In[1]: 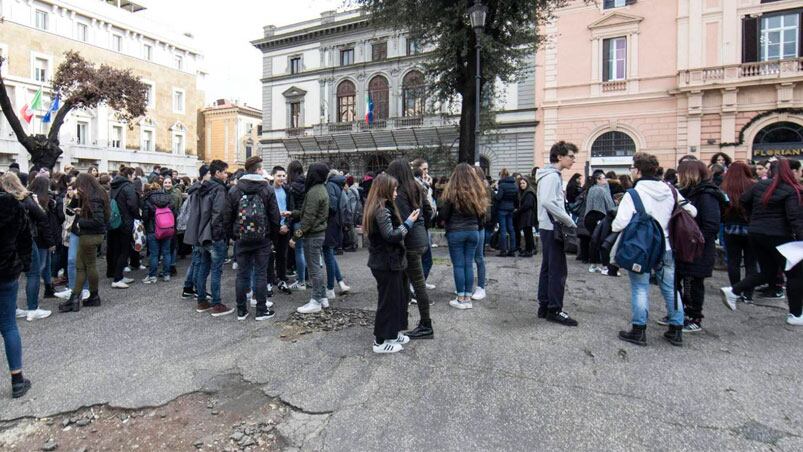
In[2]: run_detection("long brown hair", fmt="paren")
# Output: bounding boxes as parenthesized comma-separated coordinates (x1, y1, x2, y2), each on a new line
(677, 160, 710, 189)
(441, 163, 488, 216)
(75, 173, 110, 221)
(361, 173, 401, 236)
(721, 161, 754, 216)
(29, 175, 51, 209)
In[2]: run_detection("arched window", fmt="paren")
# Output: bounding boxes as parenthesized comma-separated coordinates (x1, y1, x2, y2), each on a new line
(479, 156, 491, 177)
(752, 121, 803, 160)
(365, 154, 389, 174)
(337, 80, 356, 123)
(368, 76, 389, 120)
(402, 71, 425, 117)
(591, 131, 636, 158)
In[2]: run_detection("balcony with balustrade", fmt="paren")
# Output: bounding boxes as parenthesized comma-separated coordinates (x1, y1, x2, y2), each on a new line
(677, 58, 803, 91)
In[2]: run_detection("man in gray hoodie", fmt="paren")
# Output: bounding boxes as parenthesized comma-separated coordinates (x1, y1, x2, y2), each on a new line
(535, 141, 579, 326)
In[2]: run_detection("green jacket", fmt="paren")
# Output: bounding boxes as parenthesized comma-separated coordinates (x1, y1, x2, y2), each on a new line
(292, 183, 328, 239)
(165, 187, 183, 211)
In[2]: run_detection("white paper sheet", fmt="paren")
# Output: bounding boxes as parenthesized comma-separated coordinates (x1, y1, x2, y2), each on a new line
(776, 241, 803, 271)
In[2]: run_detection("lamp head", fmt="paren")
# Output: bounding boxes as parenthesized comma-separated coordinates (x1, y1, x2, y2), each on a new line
(468, 0, 488, 32)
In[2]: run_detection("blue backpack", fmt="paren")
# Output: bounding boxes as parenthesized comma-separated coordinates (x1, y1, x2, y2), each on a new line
(615, 189, 665, 274)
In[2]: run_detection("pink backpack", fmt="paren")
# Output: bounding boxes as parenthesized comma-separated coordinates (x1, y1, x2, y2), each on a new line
(154, 205, 175, 240)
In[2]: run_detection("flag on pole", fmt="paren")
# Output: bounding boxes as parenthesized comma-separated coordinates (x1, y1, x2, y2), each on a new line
(20, 88, 43, 124)
(365, 93, 374, 125)
(43, 92, 60, 123)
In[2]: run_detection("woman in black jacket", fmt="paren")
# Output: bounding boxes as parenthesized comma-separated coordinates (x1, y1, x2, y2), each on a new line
(29, 175, 60, 300)
(494, 168, 518, 257)
(516, 177, 537, 257)
(141, 182, 176, 284)
(0, 173, 51, 321)
(59, 174, 109, 312)
(386, 159, 434, 339)
(362, 174, 419, 353)
(287, 160, 306, 289)
(720, 162, 758, 302)
(0, 188, 33, 398)
(674, 160, 724, 333)
(722, 159, 803, 326)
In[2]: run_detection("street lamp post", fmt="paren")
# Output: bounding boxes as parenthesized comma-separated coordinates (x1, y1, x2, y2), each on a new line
(468, 0, 488, 167)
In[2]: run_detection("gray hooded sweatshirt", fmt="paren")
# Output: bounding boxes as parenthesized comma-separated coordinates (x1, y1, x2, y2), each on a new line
(535, 165, 576, 231)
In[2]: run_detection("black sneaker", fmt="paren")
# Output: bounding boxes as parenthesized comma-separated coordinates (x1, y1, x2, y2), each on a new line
(181, 287, 196, 299)
(12, 378, 31, 398)
(255, 309, 275, 321)
(537, 305, 548, 319)
(237, 307, 249, 321)
(406, 322, 434, 339)
(546, 310, 578, 326)
(278, 281, 292, 295)
(757, 287, 785, 300)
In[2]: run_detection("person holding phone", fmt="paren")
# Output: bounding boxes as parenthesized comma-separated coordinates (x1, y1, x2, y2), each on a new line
(362, 174, 419, 353)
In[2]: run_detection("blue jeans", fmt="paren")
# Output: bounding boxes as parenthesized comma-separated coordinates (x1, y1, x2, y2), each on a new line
(323, 246, 342, 290)
(25, 242, 43, 310)
(294, 238, 306, 283)
(197, 240, 226, 305)
(183, 245, 203, 290)
(147, 233, 172, 278)
(447, 230, 479, 296)
(628, 249, 684, 326)
(0, 279, 22, 371)
(474, 230, 486, 289)
(422, 233, 433, 279)
(498, 210, 515, 252)
(68, 233, 88, 292)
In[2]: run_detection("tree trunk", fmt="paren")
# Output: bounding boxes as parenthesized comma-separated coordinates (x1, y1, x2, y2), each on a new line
(458, 31, 480, 165)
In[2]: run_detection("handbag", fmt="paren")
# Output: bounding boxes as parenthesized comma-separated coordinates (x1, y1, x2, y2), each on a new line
(132, 219, 145, 252)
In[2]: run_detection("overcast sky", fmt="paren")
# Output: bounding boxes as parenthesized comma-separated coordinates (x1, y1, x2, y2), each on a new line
(141, 0, 346, 108)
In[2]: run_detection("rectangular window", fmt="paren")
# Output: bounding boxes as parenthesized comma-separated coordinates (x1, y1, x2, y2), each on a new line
(173, 89, 185, 113)
(111, 126, 123, 148)
(112, 34, 123, 52)
(603, 0, 627, 9)
(174, 55, 183, 70)
(76, 122, 88, 145)
(245, 145, 253, 159)
(289, 57, 301, 74)
(145, 83, 155, 108)
(143, 44, 152, 61)
(603, 37, 627, 81)
(34, 57, 48, 82)
(142, 129, 153, 151)
(372, 42, 387, 61)
(760, 13, 799, 61)
(406, 39, 422, 56)
(340, 48, 354, 66)
(35, 9, 48, 30)
(76, 23, 88, 42)
(172, 134, 184, 154)
(289, 102, 301, 128)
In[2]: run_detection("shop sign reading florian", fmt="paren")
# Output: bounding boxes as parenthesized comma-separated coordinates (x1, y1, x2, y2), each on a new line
(752, 143, 803, 159)
(752, 122, 803, 160)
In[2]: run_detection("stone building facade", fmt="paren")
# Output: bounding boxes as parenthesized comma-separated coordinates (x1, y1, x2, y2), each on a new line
(198, 99, 262, 170)
(535, 0, 803, 177)
(0, 0, 204, 175)
(252, 9, 537, 178)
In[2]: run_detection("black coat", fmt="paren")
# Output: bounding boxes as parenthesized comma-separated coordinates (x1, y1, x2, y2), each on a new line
(742, 178, 803, 239)
(141, 190, 174, 234)
(395, 185, 431, 250)
(367, 203, 408, 272)
(495, 177, 518, 212)
(109, 176, 140, 233)
(0, 192, 32, 281)
(676, 183, 725, 278)
(21, 194, 48, 247)
(516, 189, 537, 228)
(72, 194, 108, 236)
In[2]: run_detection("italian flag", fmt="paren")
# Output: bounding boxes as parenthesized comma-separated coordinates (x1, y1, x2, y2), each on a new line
(20, 88, 42, 123)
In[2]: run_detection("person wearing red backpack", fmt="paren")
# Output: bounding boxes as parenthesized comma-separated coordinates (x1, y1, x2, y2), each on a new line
(141, 182, 176, 284)
(669, 160, 726, 334)
(613, 153, 697, 346)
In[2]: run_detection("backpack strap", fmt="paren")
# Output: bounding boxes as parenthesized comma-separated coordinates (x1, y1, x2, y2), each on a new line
(627, 188, 645, 215)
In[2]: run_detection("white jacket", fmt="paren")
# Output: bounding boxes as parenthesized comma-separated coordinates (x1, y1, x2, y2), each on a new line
(612, 180, 697, 251)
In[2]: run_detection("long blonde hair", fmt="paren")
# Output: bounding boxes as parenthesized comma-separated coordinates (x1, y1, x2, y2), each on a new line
(441, 163, 488, 216)
(0, 172, 30, 200)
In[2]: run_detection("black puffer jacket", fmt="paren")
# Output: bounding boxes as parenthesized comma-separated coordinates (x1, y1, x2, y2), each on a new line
(110, 176, 140, 233)
(742, 178, 803, 239)
(395, 184, 431, 250)
(0, 192, 32, 281)
(367, 203, 409, 272)
(21, 194, 48, 247)
(141, 190, 174, 234)
(40, 198, 60, 249)
(288, 176, 306, 227)
(71, 194, 108, 236)
(676, 182, 726, 278)
(197, 178, 228, 244)
(495, 177, 518, 212)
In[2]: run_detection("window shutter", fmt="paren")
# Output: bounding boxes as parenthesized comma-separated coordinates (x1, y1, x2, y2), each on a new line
(742, 16, 759, 63)
(602, 40, 611, 82)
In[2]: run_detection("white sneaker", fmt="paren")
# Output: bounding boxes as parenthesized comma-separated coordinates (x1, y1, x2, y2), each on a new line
(289, 281, 306, 291)
(138, 265, 147, 270)
(425, 283, 436, 290)
(588, 265, 600, 273)
(124, 266, 132, 273)
(55, 288, 72, 300)
(409, 283, 415, 293)
(162, 275, 171, 282)
(142, 276, 158, 284)
(26, 308, 51, 321)
(16, 309, 27, 318)
(111, 281, 130, 289)
(320, 298, 329, 308)
(787, 313, 803, 326)
(449, 299, 473, 310)
(471, 287, 486, 301)
(720, 287, 740, 311)
(326, 289, 336, 300)
(297, 299, 322, 314)
(81, 289, 90, 301)
(387, 333, 410, 345)
(338, 281, 351, 293)
(232, 262, 238, 270)
(250, 298, 274, 308)
(373, 341, 403, 354)
(410, 298, 417, 304)
(122, 277, 135, 284)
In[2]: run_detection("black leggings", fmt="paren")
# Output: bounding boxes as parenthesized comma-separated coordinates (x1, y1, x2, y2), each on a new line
(733, 233, 802, 316)
(584, 211, 606, 264)
(724, 233, 757, 297)
(521, 226, 535, 253)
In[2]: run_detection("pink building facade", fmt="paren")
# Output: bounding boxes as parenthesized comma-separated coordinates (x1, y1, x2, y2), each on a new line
(535, 0, 803, 175)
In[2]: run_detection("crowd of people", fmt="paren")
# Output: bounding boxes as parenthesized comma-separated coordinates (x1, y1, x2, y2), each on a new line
(1, 144, 801, 398)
